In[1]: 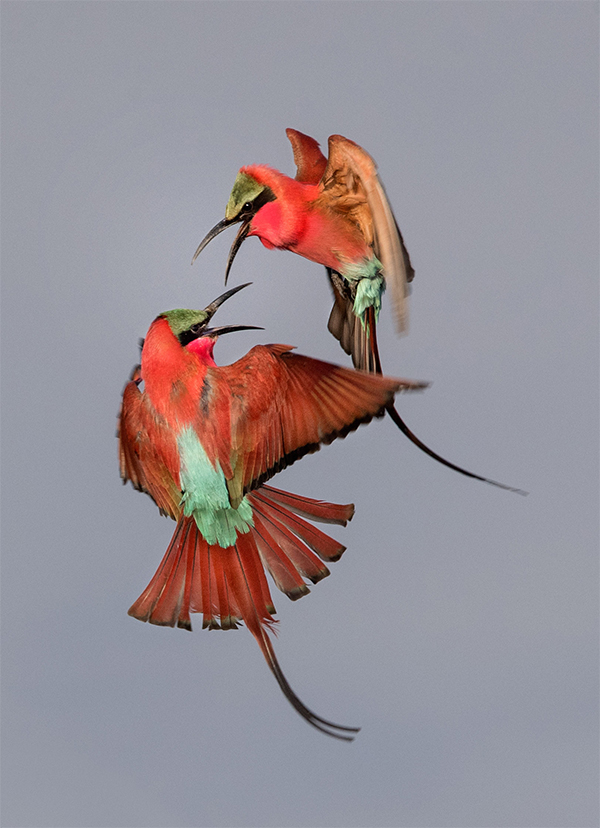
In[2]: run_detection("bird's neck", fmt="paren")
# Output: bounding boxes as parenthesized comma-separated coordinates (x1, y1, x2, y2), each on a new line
(185, 336, 217, 366)
(141, 318, 209, 422)
(244, 165, 318, 248)
(244, 165, 369, 268)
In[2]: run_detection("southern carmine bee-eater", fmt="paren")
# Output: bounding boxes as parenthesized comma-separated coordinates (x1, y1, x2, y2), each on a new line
(118, 283, 427, 740)
(193, 129, 524, 495)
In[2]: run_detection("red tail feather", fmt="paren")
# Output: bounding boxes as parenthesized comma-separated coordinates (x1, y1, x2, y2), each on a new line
(127, 519, 188, 626)
(129, 487, 356, 628)
(128, 486, 360, 740)
(253, 492, 348, 563)
(251, 510, 311, 600)
(259, 485, 355, 525)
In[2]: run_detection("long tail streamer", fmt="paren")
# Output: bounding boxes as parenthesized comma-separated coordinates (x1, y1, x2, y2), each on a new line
(364, 306, 527, 495)
(128, 486, 360, 740)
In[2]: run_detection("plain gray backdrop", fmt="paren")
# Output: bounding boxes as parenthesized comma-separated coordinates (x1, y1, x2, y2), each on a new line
(2, 2, 598, 827)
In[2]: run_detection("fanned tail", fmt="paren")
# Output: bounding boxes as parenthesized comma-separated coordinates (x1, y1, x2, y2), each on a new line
(248, 487, 354, 599)
(128, 487, 359, 740)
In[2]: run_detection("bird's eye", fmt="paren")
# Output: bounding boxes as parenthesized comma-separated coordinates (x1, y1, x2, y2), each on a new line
(242, 201, 253, 213)
(189, 323, 203, 334)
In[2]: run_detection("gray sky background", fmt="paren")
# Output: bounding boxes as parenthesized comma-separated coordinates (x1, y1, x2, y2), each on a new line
(2, 3, 598, 827)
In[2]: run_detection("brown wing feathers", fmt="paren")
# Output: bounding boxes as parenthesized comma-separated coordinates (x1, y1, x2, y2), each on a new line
(286, 128, 328, 184)
(118, 374, 181, 520)
(316, 135, 414, 340)
(217, 345, 426, 500)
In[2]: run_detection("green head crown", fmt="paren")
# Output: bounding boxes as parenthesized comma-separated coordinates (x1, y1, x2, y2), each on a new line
(225, 173, 266, 220)
(159, 285, 262, 348)
(162, 308, 209, 338)
(192, 177, 275, 275)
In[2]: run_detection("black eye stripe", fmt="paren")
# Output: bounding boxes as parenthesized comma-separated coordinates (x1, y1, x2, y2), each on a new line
(240, 187, 276, 216)
(178, 325, 205, 346)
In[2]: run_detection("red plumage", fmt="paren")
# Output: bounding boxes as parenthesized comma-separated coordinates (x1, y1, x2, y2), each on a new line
(127, 486, 353, 630)
(125, 487, 359, 739)
(119, 296, 425, 738)
(192, 129, 525, 495)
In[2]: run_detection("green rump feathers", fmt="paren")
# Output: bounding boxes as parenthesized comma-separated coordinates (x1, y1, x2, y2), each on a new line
(341, 256, 386, 325)
(178, 427, 253, 547)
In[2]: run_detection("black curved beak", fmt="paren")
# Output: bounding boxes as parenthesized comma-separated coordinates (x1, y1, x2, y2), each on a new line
(200, 283, 262, 337)
(203, 282, 252, 320)
(192, 215, 252, 286)
(192, 216, 239, 265)
(224, 220, 251, 285)
(201, 324, 264, 337)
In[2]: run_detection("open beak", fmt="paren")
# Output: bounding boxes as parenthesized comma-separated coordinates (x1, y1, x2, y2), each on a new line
(203, 282, 251, 319)
(200, 324, 263, 337)
(192, 216, 237, 265)
(224, 220, 251, 285)
(192, 215, 252, 285)
(200, 282, 263, 337)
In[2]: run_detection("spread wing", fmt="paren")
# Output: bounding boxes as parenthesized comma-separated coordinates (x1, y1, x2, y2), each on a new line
(318, 134, 414, 335)
(209, 345, 427, 507)
(286, 128, 328, 184)
(118, 367, 182, 520)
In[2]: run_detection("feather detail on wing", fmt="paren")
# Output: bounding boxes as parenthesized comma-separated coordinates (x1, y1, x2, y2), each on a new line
(286, 128, 328, 184)
(118, 368, 182, 519)
(210, 345, 427, 505)
(318, 134, 415, 335)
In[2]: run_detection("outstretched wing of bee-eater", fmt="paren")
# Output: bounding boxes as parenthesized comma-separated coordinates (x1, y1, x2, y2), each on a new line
(119, 284, 426, 739)
(192, 130, 525, 496)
